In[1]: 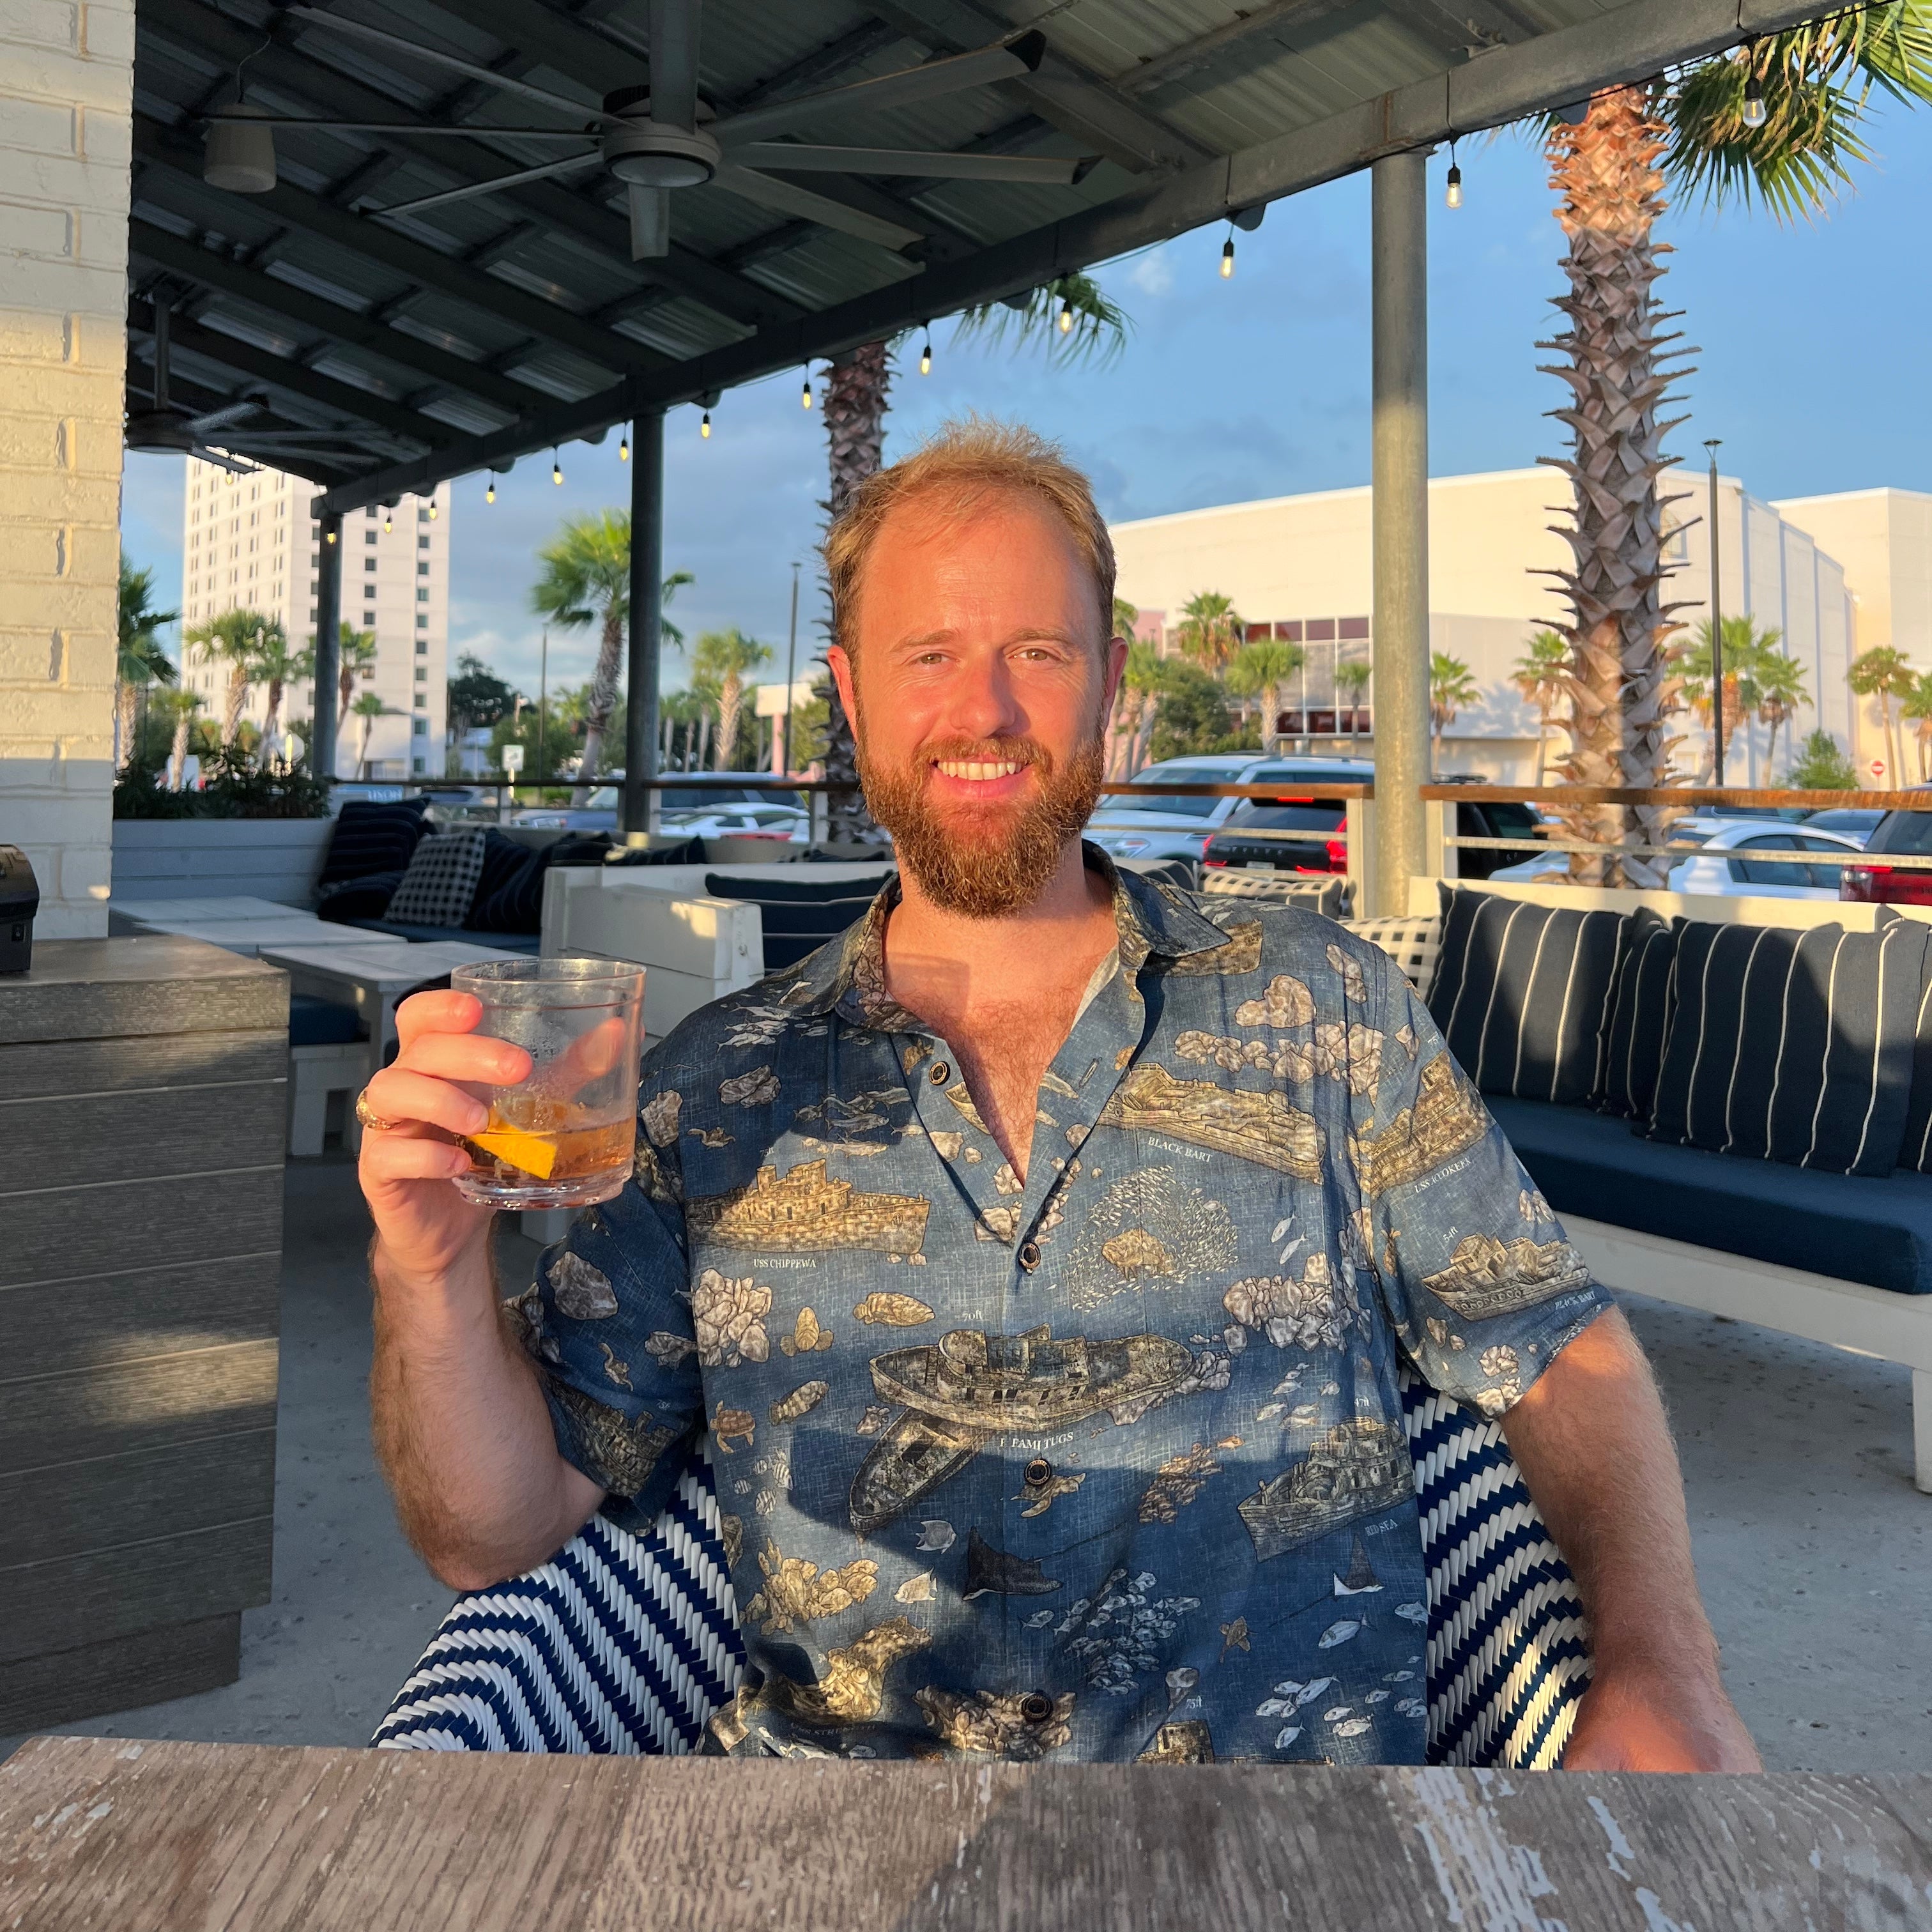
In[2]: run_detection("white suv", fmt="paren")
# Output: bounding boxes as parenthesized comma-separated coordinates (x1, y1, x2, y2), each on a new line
(1086, 753, 1375, 866)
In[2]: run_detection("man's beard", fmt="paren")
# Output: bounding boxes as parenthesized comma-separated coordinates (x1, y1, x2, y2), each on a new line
(857, 724, 1106, 919)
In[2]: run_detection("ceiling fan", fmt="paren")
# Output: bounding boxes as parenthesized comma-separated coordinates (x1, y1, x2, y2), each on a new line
(201, 1, 1098, 260)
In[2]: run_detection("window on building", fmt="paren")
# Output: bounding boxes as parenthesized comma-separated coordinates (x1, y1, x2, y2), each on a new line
(413, 755, 427, 774)
(365, 506, 378, 519)
(416, 588, 429, 602)
(415, 613, 428, 629)
(417, 562, 429, 575)
(415, 638, 428, 655)
(365, 558, 378, 572)
(418, 509, 431, 523)
(363, 609, 376, 625)
(310, 606, 319, 621)
(414, 665, 428, 683)
(411, 715, 428, 735)
(365, 529, 378, 545)
(418, 535, 430, 550)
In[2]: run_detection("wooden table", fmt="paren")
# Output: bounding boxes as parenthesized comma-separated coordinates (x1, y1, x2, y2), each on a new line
(1, 1736, 1926, 1931)
(259, 938, 533, 1068)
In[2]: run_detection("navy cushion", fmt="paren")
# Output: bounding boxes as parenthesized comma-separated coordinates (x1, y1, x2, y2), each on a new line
(316, 870, 403, 922)
(319, 797, 430, 887)
(705, 870, 890, 971)
(1491, 1094, 1932, 1297)
(1427, 887, 1625, 1105)
(1647, 916, 1929, 1176)
(288, 992, 367, 1047)
(461, 831, 535, 931)
(1592, 907, 1677, 1120)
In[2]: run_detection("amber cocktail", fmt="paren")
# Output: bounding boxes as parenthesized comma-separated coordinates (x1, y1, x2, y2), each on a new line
(450, 957, 645, 1209)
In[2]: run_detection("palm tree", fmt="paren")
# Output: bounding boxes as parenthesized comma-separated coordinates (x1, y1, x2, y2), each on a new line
(1897, 673, 1932, 783)
(184, 608, 283, 749)
(154, 687, 201, 790)
(251, 629, 315, 759)
(349, 691, 392, 780)
(1227, 638, 1305, 751)
(1677, 617, 1760, 779)
(816, 273, 1131, 845)
(689, 629, 773, 769)
(1429, 653, 1478, 772)
(1753, 649, 1807, 781)
(1851, 645, 1917, 784)
(1334, 659, 1372, 751)
(330, 622, 378, 726)
(1510, 631, 1570, 786)
(1106, 640, 1165, 779)
(530, 509, 691, 779)
(1537, 6, 1932, 881)
(1174, 592, 1245, 677)
(116, 557, 179, 771)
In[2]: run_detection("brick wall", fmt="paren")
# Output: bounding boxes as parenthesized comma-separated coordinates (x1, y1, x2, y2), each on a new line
(0, 0, 135, 939)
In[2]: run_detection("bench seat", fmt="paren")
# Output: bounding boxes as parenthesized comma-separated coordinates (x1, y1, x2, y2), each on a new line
(1489, 1096, 1932, 1300)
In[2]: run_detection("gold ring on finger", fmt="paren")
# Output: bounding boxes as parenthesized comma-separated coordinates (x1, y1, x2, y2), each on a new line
(355, 1089, 404, 1133)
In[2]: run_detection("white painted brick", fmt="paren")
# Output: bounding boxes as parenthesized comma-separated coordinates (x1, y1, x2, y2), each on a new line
(0, 628, 61, 682)
(0, 197, 73, 261)
(0, 3, 79, 52)
(0, 95, 74, 156)
(80, 0, 134, 66)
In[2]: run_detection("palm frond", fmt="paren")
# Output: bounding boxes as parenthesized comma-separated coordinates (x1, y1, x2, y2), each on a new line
(951, 272, 1130, 370)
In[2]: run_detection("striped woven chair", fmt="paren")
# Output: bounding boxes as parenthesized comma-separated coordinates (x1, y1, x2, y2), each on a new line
(373, 1367, 1590, 1769)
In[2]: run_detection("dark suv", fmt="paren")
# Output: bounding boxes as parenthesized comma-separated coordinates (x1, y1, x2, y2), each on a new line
(1204, 791, 1543, 881)
(1839, 797, 1932, 905)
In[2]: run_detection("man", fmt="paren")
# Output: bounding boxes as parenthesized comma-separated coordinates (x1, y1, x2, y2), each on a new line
(360, 419, 1758, 1771)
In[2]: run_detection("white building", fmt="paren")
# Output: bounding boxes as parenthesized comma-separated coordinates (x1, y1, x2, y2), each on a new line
(180, 462, 450, 779)
(1110, 467, 1857, 786)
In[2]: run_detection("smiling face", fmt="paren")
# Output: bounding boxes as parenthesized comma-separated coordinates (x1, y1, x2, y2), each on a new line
(828, 487, 1126, 918)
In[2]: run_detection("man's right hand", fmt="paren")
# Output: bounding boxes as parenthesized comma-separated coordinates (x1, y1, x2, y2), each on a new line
(358, 989, 534, 1283)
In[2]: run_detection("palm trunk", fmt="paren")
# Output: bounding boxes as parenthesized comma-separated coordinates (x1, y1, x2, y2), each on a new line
(579, 604, 624, 779)
(116, 682, 138, 771)
(822, 342, 891, 850)
(1540, 88, 1693, 885)
(718, 672, 744, 768)
(169, 707, 192, 788)
(339, 665, 355, 726)
(224, 665, 249, 746)
(264, 677, 284, 757)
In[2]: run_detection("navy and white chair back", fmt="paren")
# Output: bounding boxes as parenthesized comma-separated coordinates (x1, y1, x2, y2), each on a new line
(374, 1370, 1591, 1768)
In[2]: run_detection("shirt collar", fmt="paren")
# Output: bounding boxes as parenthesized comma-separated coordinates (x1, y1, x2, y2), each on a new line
(781, 842, 1234, 1026)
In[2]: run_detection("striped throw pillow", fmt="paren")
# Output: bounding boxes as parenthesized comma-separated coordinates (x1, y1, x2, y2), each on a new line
(1648, 915, 1930, 1174)
(1427, 888, 1627, 1105)
(1591, 907, 1678, 1121)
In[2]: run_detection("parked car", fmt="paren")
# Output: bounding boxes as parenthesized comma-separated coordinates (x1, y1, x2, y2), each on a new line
(1839, 795, 1932, 905)
(1200, 783, 1543, 882)
(511, 778, 808, 837)
(1801, 806, 1883, 843)
(1669, 820, 1866, 899)
(1087, 755, 1374, 866)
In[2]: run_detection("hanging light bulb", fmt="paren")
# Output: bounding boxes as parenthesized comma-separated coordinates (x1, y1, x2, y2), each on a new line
(1057, 296, 1073, 334)
(382, 509, 392, 533)
(801, 369, 813, 409)
(701, 411, 712, 439)
(325, 528, 337, 545)
(1220, 233, 1235, 279)
(485, 473, 496, 504)
(1742, 64, 1767, 128)
(551, 448, 563, 486)
(919, 332, 932, 376)
(427, 500, 438, 519)
(1445, 140, 1462, 210)
(618, 427, 629, 461)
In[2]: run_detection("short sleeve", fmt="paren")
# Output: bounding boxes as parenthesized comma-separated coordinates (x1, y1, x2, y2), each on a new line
(505, 1050, 705, 1533)
(1354, 966, 1613, 1415)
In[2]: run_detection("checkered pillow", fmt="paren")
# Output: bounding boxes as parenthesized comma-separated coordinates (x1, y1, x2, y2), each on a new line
(385, 827, 488, 927)
(1341, 913, 1442, 996)
(1200, 871, 1351, 918)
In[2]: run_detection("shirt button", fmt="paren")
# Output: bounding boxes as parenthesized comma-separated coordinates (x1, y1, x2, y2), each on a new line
(1024, 1457, 1052, 1487)
(928, 1061, 951, 1087)
(1018, 1240, 1041, 1271)
(1020, 1692, 1054, 1724)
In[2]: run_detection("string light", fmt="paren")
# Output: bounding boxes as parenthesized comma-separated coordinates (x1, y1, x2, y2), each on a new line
(551, 447, 563, 485)
(1057, 296, 1073, 334)
(1445, 138, 1463, 210)
(427, 500, 438, 519)
(919, 328, 932, 376)
(1742, 61, 1766, 127)
(485, 473, 496, 503)
(700, 410, 711, 438)
(801, 368, 813, 409)
(618, 427, 629, 461)
(325, 528, 337, 545)
(1220, 229, 1235, 279)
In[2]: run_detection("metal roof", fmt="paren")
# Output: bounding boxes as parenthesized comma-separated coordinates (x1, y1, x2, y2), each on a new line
(127, 0, 1825, 512)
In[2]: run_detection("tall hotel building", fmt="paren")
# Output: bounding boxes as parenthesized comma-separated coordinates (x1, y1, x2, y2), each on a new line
(179, 462, 450, 779)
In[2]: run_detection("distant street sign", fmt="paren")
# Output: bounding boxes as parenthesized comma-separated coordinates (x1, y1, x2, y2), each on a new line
(1870, 758, 1886, 779)
(502, 744, 525, 775)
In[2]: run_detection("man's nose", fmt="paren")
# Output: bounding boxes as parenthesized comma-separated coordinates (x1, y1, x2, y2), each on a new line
(939, 650, 1025, 742)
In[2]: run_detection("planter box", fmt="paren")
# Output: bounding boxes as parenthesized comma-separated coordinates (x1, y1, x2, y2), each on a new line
(111, 818, 334, 908)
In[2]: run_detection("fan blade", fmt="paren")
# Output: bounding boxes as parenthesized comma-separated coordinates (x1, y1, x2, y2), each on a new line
(627, 182, 670, 259)
(191, 446, 260, 476)
(714, 33, 1044, 146)
(647, 0, 701, 133)
(726, 143, 1096, 185)
(712, 167, 923, 250)
(281, 8, 625, 126)
(205, 116, 597, 137)
(185, 399, 262, 434)
(380, 152, 603, 218)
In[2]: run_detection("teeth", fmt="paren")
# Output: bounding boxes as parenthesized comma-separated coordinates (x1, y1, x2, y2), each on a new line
(938, 760, 1022, 781)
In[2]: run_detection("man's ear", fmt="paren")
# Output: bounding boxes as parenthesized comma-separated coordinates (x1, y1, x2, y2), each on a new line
(827, 643, 859, 730)
(1100, 633, 1129, 718)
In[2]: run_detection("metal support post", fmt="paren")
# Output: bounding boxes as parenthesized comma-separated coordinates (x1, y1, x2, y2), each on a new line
(624, 413, 665, 835)
(310, 509, 342, 781)
(1705, 440, 1724, 784)
(1369, 151, 1430, 916)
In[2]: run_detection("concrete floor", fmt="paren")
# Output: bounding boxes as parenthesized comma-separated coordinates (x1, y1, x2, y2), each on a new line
(6, 1157, 1928, 1772)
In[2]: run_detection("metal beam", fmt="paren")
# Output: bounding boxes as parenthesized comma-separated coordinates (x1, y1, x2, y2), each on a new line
(137, 0, 802, 332)
(319, 0, 1802, 514)
(133, 114, 666, 383)
(128, 296, 459, 448)
(128, 217, 539, 417)
(1368, 151, 1428, 917)
(312, 513, 343, 778)
(1119, 0, 1363, 100)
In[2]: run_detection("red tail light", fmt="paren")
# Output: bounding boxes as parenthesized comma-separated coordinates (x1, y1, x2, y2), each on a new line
(1202, 858, 1227, 868)
(1842, 864, 1932, 905)
(1324, 837, 1348, 872)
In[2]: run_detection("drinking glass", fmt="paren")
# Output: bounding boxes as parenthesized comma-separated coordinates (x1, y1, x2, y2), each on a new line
(450, 957, 645, 1209)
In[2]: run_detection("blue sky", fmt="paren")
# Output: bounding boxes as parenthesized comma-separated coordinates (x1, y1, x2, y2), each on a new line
(120, 98, 1932, 700)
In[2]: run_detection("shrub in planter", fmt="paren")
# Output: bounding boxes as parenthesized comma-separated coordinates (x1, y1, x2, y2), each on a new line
(114, 746, 332, 820)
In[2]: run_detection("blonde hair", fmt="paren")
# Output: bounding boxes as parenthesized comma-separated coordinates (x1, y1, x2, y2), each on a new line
(823, 414, 1116, 654)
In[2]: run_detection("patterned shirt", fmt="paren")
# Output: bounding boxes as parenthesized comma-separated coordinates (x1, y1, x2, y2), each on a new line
(516, 850, 1610, 1767)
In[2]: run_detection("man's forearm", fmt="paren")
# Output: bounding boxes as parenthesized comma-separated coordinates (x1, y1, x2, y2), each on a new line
(370, 1232, 601, 1590)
